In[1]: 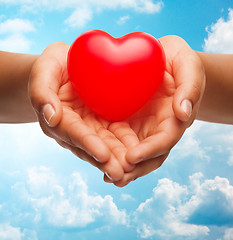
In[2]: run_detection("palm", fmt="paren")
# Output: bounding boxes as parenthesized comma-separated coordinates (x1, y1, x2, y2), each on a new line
(38, 36, 204, 186)
(107, 36, 204, 186)
(35, 43, 133, 182)
(127, 69, 178, 141)
(55, 63, 135, 178)
(56, 36, 189, 182)
(109, 37, 190, 161)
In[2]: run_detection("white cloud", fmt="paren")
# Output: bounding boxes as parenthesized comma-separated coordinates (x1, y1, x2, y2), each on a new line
(0, 123, 65, 164)
(134, 176, 209, 239)
(0, 18, 35, 34)
(215, 130, 233, 166)
(173, 121, 210, 161)
(0, 18, 35, 53)
(134, 173, 233, 239)
(0, 224, 22, 240)
(137, 223, 157, 238)
(0, 0, 164, 28)
(0, 224, 38, 240)
(0, 0, 164, 14)
(117, 15, 130, 25)
(227, 148, 233, 166)
(204, 9, 233, 53)
(65, 7, 92, 28)
(12, 167, 129, 228)
(0, 34, 33, 52)
(133, 0, 163, 13)
(27, 166, 59, 198)
(181, 174, 233, 224)
(120, 193, 135, 201)
(224, 228, 233, 240)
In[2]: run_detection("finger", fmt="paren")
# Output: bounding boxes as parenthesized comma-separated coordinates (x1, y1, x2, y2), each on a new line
(172, 50, 205, 122)
(75, 113, 135, 171)
(108, 122, 140, 148)
(57, 108, 111, 164)
(29, 57, 64, 127)
(126, 117, 184, 164)
(96, 125, 135, 173)
(29, 43, 70, 127)
(103, 173, 114, 183)
(58, 141, 124, 182)
(114, 154, 167, 188)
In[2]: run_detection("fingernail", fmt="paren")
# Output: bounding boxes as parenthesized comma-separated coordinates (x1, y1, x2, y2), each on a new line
(104, 177, 113, 183)
(92, 155, 100, 162)
(105, 172, 113, 182)
(42, 104, 55, 127)
(181, 99, 192, 119)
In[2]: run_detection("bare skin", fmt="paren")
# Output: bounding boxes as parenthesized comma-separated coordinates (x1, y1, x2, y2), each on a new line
(0, 51, 37, 123)
(196, 52, 233, 124)
(0, 36, 232, 187)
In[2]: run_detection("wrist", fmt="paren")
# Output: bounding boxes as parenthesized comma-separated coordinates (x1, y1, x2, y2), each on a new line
(194, 51, 233, 124)
(0, 52, 39, 123)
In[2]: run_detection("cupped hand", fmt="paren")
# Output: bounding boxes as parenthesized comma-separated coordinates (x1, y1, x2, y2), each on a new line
(108, 35, 206, 187)
(28, 42, 135, 182)
(28, 36, 205, 188)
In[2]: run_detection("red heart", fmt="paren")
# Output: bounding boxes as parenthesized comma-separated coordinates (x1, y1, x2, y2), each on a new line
(67, 30, 165, 122)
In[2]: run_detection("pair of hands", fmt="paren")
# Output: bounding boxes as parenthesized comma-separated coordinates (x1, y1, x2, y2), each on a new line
(29, 35, 205, 187)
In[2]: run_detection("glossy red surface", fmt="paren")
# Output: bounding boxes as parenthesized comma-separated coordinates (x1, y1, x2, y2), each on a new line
(67, 30, 165, 122)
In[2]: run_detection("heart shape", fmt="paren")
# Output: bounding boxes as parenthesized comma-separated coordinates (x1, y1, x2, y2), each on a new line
(67, 30, 165, 122)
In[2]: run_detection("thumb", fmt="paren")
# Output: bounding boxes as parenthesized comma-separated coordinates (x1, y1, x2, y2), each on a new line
(29, 56, 64, 127)
(172, 52, 205, 122)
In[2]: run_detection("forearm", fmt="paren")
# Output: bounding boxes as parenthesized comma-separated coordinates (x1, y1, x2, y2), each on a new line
(196, 52, 233, 124)
(0, 51, 38, 123)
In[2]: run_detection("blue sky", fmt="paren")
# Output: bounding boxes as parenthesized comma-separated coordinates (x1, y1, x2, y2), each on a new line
(0, 0, 233, 239)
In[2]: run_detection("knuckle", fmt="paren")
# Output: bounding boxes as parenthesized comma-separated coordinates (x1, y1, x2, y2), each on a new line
(97, 126, 111, 138)
(102, 134, 116, 144)
(81, 133, 95, 145)
(111, 144, 125, 154)
(114, 180, 130, 188)
(190, 83, 202, 103)
(108, 121, 129, 132)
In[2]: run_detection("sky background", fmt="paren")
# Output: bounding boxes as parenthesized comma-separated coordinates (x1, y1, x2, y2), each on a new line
(0, 0, 233, 239)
